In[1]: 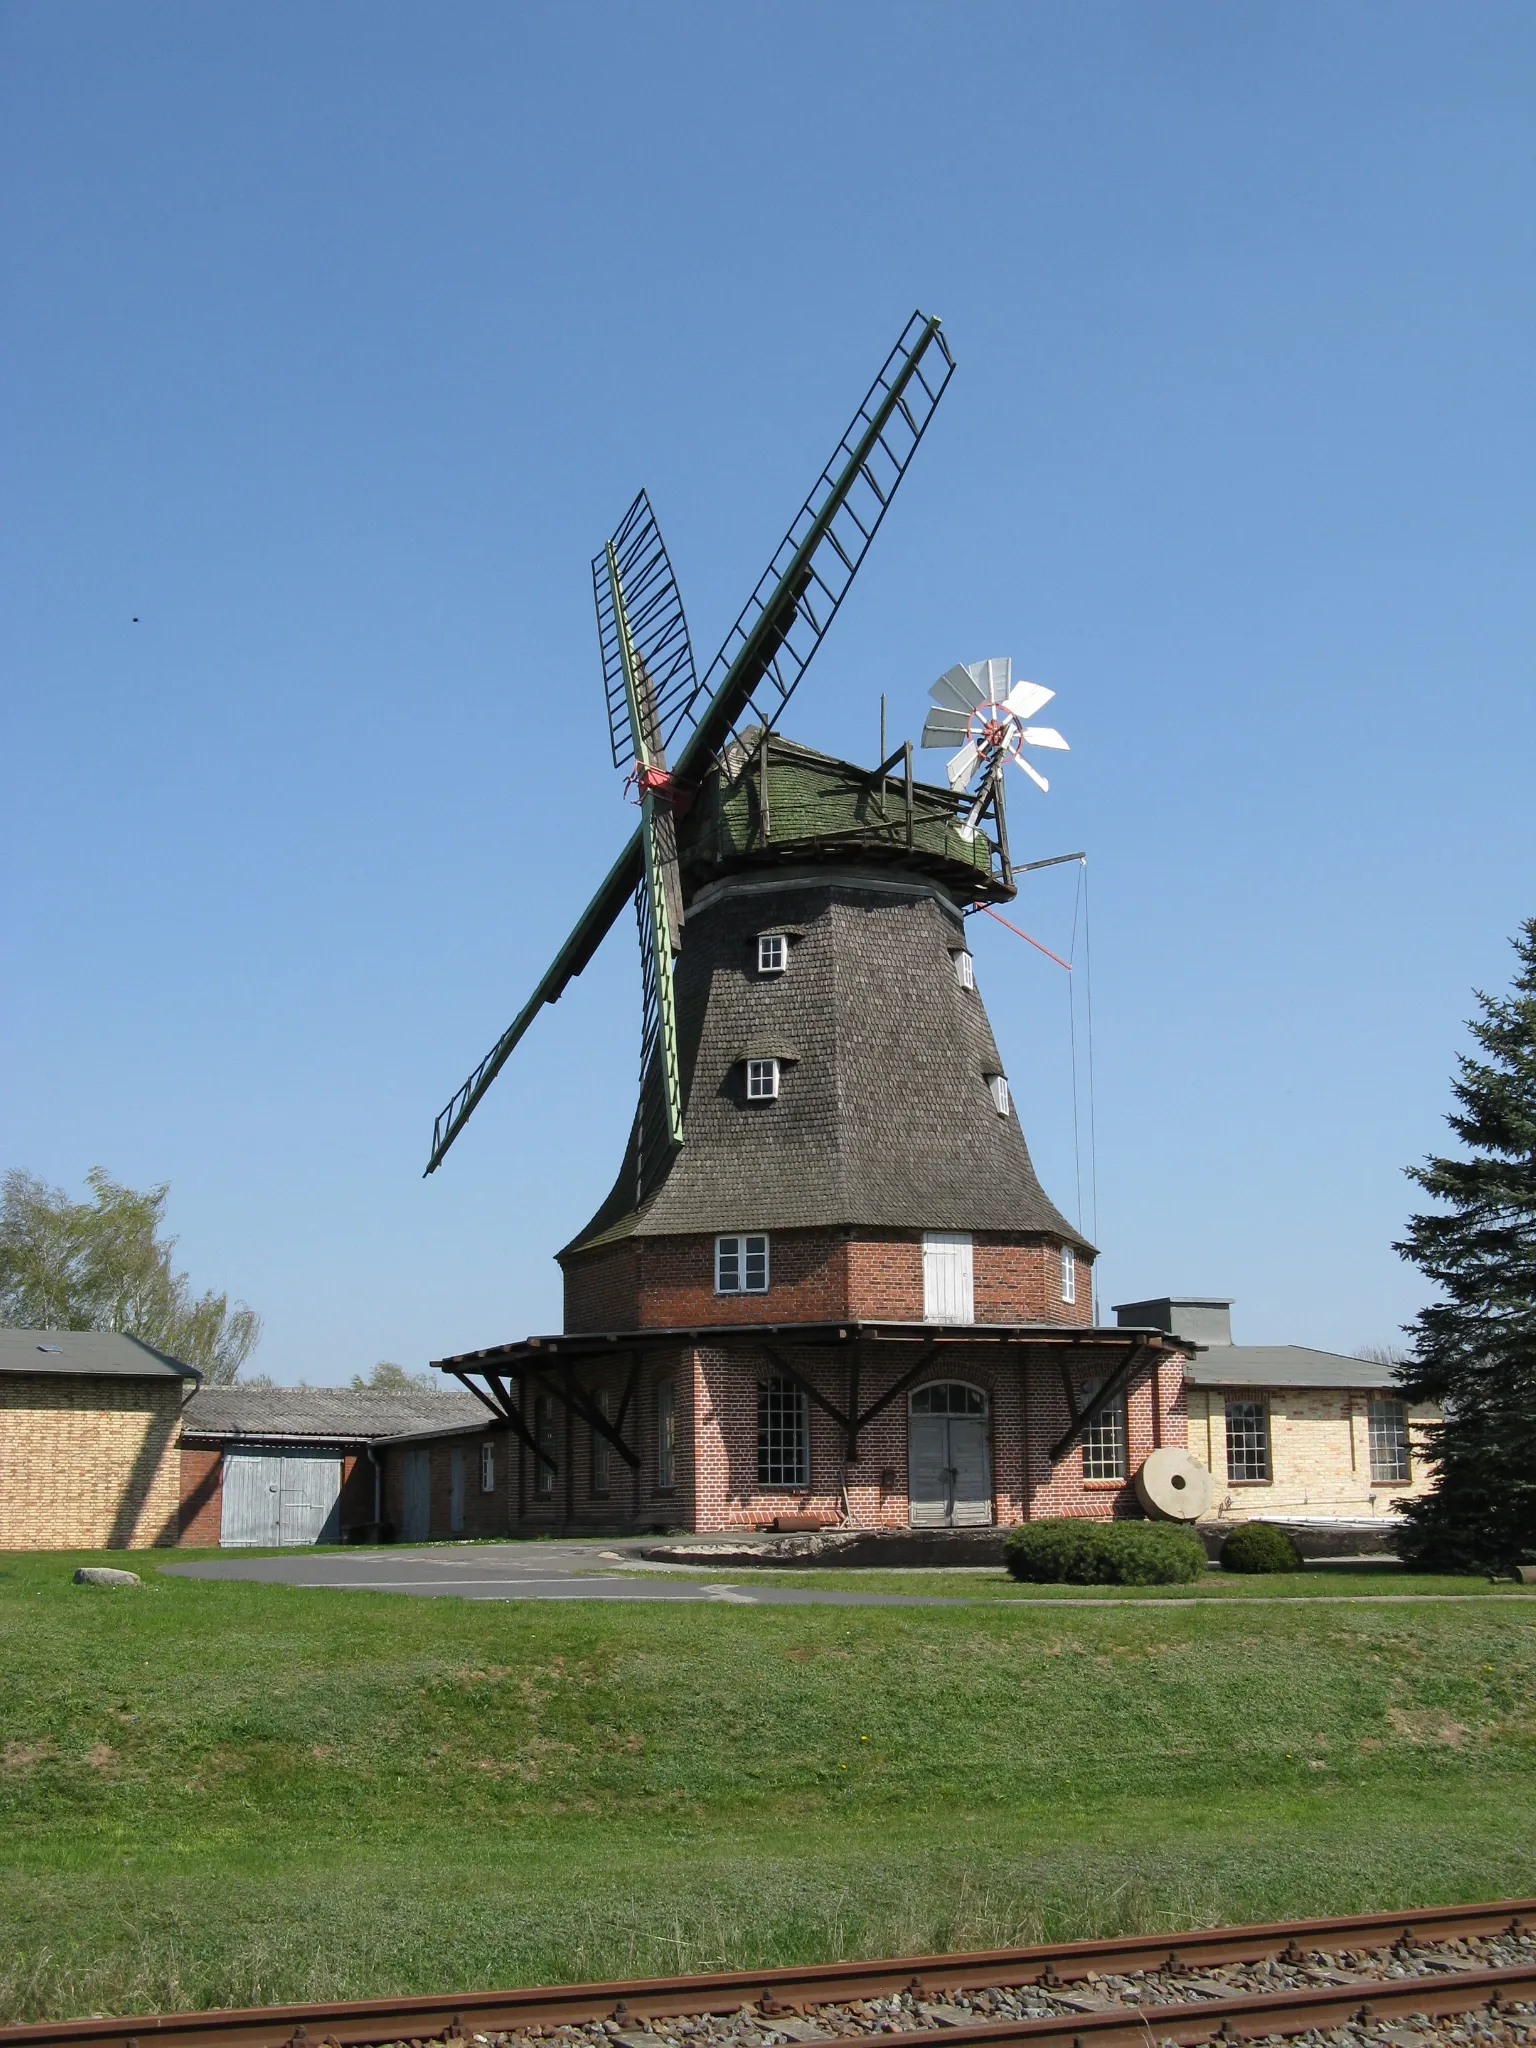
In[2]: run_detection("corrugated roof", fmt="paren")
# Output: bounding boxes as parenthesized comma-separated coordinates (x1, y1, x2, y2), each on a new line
(1185, 1345, 1405, 1391)
(182, 1385, 487, 1442)
(0, 1328, 198, 1380)
(566, 872, 1091, 1255)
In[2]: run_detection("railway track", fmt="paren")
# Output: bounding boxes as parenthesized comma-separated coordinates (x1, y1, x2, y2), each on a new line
(5, 1900, 1533, 2048)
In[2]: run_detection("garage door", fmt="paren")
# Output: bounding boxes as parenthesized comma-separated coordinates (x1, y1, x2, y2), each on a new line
(221, 1450, 343, 1546)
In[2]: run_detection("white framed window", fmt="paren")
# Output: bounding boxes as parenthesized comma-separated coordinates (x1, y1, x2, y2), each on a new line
(987, 1073, 1010, 1116)
(1224, 1396, 1271, 1483)
(922, 1231, 974, 1323)
(1079, 1377, 1126, 1481)
(533, 1393, 557, 1498)
(757, 1376, 809, 1486)
(655, 1379, 676, 1490)
(757, 934, 787, 975)
(716, 1233, 770, 1293)
(1368, 1399, 1411, 1485)
(590, 1387, 611, 1496)
(952, 949, 975, 991)
(479, 1442, 495, 1494)
(1060, 1242, 1076, 1304)
(746, 1057, 780, 1100)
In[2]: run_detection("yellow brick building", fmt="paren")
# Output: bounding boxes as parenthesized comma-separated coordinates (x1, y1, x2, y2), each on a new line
(1114, 1297, 1437, 1526)
(0, 1329, 199, 1550)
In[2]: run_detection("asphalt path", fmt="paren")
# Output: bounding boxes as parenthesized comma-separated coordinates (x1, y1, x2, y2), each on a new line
(161, 1543, 960, 1606)
(160, 1546, 1523, 1608)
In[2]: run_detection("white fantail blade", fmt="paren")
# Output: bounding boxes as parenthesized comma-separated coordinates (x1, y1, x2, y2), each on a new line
(966, 656, 1012, 702)
(1021, 725, 1069, 751)
(946, 739, 980, 791)
(921, 706, 971, 747)
(1005, 678, 1054, 719)
(1012, 752, 1050, 792)
(930, 662, 986, 714)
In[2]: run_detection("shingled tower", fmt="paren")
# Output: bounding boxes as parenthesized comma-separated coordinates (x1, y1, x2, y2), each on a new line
(425, 314, 1190, 1537)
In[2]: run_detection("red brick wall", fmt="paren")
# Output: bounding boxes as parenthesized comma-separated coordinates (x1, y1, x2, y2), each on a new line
(561, 1241, 640, 1333)
(564, 1228, 1097, 1333)
(178, 1444, 223, 1544)
(1022, 1347, 1189, 1519)
(689, 1338, 1185, 1533)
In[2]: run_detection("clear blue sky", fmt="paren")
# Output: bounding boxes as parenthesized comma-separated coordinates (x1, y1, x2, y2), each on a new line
(4, 3, 1532, 1382)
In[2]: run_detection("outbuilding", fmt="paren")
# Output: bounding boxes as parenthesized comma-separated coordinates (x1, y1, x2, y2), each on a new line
(178, 1386, 485, 1545)
(1113, 1297, 1438, 1524)
(0, 1328, 199, 1549)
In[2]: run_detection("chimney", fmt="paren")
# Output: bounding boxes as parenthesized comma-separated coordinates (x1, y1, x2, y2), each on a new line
(1112, 1296, 1233, 1346)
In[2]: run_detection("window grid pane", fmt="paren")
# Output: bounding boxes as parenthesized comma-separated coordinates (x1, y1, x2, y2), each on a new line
(1368, 1400, 1411, 1484)
(655, 1382, 675, 1489)
(758, 935, 785, 974)
(480, 1443, 495, 1494)
(757, 1377, 808, 1486)
(716, 1237, 741, 1292)
(534, 1395, 556, 1497)
(591, 1390, 611, 1495)
(953, 950, 975, 990)
(747, 1058, 779, 1099)
(1061, 1243, 1076, 1304)
(1225, 1399, 1270, 1482)
(743, 1234, 768, 1291)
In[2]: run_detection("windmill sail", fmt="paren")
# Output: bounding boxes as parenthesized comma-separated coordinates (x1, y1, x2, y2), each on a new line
(603, 536, 685, 1187)
(424, 309, 955, 1176)
(668, 310, 955, 768)
(594, 491, 699, 776)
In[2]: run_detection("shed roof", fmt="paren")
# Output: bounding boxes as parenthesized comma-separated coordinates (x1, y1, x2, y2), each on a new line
(0, 1328, 198, 1380)
(1185, 1345, 1404, 1391)
(182, 1385, 486, 1443)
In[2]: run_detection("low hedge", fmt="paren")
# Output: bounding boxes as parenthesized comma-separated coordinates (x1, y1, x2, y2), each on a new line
(1004, 1518, 1206, 1586)
(1220, 1522, 1305, 1574)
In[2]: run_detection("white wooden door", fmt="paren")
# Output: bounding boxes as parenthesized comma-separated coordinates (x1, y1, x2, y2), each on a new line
(922, 1233, 974, 1322)
(277, 1454, 342, 1545)
(908, 1416, 951, 1526)
(402, 1448, 431, 1540)
(221, 1452, 282, 1546)
(948, 1418, 993, 1526)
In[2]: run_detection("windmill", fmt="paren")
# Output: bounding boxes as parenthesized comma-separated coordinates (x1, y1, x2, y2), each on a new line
(425, 310, 957, 1181)
(919, 658, 1069, 838)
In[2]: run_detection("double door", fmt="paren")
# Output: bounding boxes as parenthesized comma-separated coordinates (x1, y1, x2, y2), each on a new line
(908, 1413, 992, 1527)
(220, 1450, 342, 1546)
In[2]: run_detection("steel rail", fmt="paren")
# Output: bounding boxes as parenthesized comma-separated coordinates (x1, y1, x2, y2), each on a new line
(5, 1899, 1532, 2048)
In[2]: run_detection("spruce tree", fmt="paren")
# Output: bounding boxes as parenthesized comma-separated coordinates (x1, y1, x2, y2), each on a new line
(1393, 918, 1536, 1573)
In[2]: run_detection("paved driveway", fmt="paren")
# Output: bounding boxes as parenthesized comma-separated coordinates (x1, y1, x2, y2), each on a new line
(162, 1543, 959, 1605)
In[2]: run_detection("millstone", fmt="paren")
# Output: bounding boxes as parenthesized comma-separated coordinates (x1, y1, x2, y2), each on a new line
(73, 1566, 141, 1587)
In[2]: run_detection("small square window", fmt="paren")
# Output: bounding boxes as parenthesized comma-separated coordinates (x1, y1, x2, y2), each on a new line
(987, 1073, 1010, 1116)
(758, 934, 786, 975)
(716, 1233, 769, 1293)
(479, 1442, 495, 1494)
(1060, 1243, 1076, 1304)
(952, 949, 975, 991)
(746, 1057, 780, 1100)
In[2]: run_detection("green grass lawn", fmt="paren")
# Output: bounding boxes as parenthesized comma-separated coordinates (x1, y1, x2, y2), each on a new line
(2, 1547, 1535, 2024)
(666, 1562, 1536, 1600)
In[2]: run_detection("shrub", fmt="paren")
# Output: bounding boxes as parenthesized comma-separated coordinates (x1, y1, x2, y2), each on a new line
(1004, 1518, 1206, 1586)
(1220, 1522, 1304, 1574)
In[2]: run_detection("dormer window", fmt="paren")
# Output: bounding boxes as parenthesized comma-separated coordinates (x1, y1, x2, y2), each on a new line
(952, 949, 975, 991)
(746, 1057, 780, 1100)
(757, 934, 786, 975)
(986, 1073, 1010, 1116)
